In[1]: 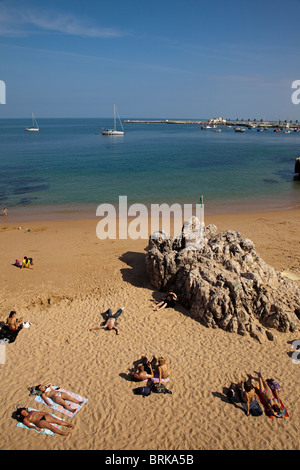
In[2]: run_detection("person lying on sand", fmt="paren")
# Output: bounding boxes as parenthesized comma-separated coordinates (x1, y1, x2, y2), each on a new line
(16, 408, 74, 436)
(35, 384, 84, 411)
(249, 371, 285, 417)
(90, 307, 124, 335)
(153, 291, 178, 311)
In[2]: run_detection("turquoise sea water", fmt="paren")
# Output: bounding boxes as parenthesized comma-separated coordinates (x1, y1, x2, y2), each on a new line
(0, 118, 299, 221)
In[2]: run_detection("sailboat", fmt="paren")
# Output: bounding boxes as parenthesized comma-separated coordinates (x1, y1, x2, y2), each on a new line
(25, 112, 39, 132)
(102, 105, 124, 135)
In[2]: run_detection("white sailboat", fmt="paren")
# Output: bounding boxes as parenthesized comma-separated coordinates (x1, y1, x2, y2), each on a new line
(25, 112, 39, 132)
(102, 105, 124, 135)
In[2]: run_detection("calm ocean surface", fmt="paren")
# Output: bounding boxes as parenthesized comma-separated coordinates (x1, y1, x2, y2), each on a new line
(0, 118, 299, 221)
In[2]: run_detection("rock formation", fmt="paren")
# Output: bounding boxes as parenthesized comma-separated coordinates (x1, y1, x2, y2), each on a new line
(146, 217, 300, 342)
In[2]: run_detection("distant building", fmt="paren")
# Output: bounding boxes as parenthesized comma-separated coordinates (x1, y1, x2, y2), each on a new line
(209, 117, 226, 124)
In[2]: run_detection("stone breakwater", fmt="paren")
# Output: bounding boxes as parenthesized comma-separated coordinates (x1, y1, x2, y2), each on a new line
(146, 218, 300, 342)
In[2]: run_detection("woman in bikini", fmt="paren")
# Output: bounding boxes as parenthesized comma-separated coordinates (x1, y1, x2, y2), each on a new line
(250, 371, 285, 417)
(36, 384, 83, 412)
(16, 408, 74, 436)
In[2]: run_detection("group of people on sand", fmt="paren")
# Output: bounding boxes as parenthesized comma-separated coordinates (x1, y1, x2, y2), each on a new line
(229, 371, 286, 418)
(15, 383, 85, 436)
(132, 356, 170, 387)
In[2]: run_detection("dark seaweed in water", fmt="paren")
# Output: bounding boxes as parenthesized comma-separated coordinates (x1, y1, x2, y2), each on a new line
(262, 178, 279, 184)
(12, 184, 50, 195)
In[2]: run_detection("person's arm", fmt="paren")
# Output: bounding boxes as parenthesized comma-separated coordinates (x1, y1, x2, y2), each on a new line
(23, 417, 37, 429)
(148, 364, 154, 378)
(114, 326, 119, 335)
(90, 325, 106, 331)
(41, 392, 52, 407)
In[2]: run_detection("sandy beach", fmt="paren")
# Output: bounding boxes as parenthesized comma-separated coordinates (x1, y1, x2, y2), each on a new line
(0, 208, 299, 451)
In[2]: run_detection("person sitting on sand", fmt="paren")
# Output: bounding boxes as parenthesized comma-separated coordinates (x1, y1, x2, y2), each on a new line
(249, 371, 286, 418)
(153, 291, 178, 311)
(22, 256, 33, 269)
(7, 310, 24, 332)
(240, 379, 256, 416)
(35, 384, 84, 412)
(90, 307, 124, 335)
(0, 311, 23, 342)
(133, 362, 154, 381)
(150, 356, 170, 386)
(15, 407, 74, 436)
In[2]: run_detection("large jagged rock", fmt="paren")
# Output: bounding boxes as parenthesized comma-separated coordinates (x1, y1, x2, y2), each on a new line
(146, 218, 300, 341)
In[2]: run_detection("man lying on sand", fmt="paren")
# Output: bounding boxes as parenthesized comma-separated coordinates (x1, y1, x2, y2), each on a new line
(16, 408, 74, 436)
(90, 307, 125, 335)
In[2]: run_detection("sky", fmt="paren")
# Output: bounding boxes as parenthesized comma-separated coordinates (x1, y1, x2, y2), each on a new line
(0, 0, 300, 120)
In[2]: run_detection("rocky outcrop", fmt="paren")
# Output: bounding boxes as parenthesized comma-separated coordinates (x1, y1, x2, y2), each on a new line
(146, 218, 300, 341)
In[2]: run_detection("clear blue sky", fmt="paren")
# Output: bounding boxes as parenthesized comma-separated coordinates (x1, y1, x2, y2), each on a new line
(0, 0, 300, 120)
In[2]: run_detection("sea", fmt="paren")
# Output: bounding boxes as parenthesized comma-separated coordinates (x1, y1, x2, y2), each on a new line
(0, 118, 299, 222)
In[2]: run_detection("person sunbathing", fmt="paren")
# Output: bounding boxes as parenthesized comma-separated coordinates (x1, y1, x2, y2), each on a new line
(90, 307, 124, 335)
(149, 356, 170, 386)
(133, 363, 154, 381)
(240, 379, 256, 416)
(250, 371, 285, 417)
(153, 291, 178, 311)
(16, 407, 74, 436)
(36, 384, 83, 411)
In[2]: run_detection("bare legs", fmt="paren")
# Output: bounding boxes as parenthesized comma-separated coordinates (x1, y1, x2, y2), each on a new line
(52, 392, 83, 411)
(38, 415, 74, 436)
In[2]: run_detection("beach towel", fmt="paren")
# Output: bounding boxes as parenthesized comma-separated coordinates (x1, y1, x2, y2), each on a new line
(16, 408, 62, 436)
(150, 372, 170, 383)
(34, 386, 88, 418)
(255, 387, 289, 419)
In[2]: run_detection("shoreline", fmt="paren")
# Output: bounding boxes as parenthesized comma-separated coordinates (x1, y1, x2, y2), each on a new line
(1, 197, 299, 224)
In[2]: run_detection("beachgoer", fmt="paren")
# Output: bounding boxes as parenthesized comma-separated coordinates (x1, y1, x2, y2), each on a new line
(155, 357, 170, 386)
(240, 379, 256, 416)
(0, 311, 24, 343)
(90, 307, 124, 335)
(15, 407, 74, 436)
(22, 256, 33, 269)
(250, 371, 285, 417)
(36, 384, 84, 412)
(153, 291, 178, 311)
(2, 208, 8, 216)
(133, 362, 154, 381)
(7, 310, 24, 332)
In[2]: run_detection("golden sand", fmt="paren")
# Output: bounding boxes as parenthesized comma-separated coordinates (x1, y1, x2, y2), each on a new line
(0, 209, 299, 450)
